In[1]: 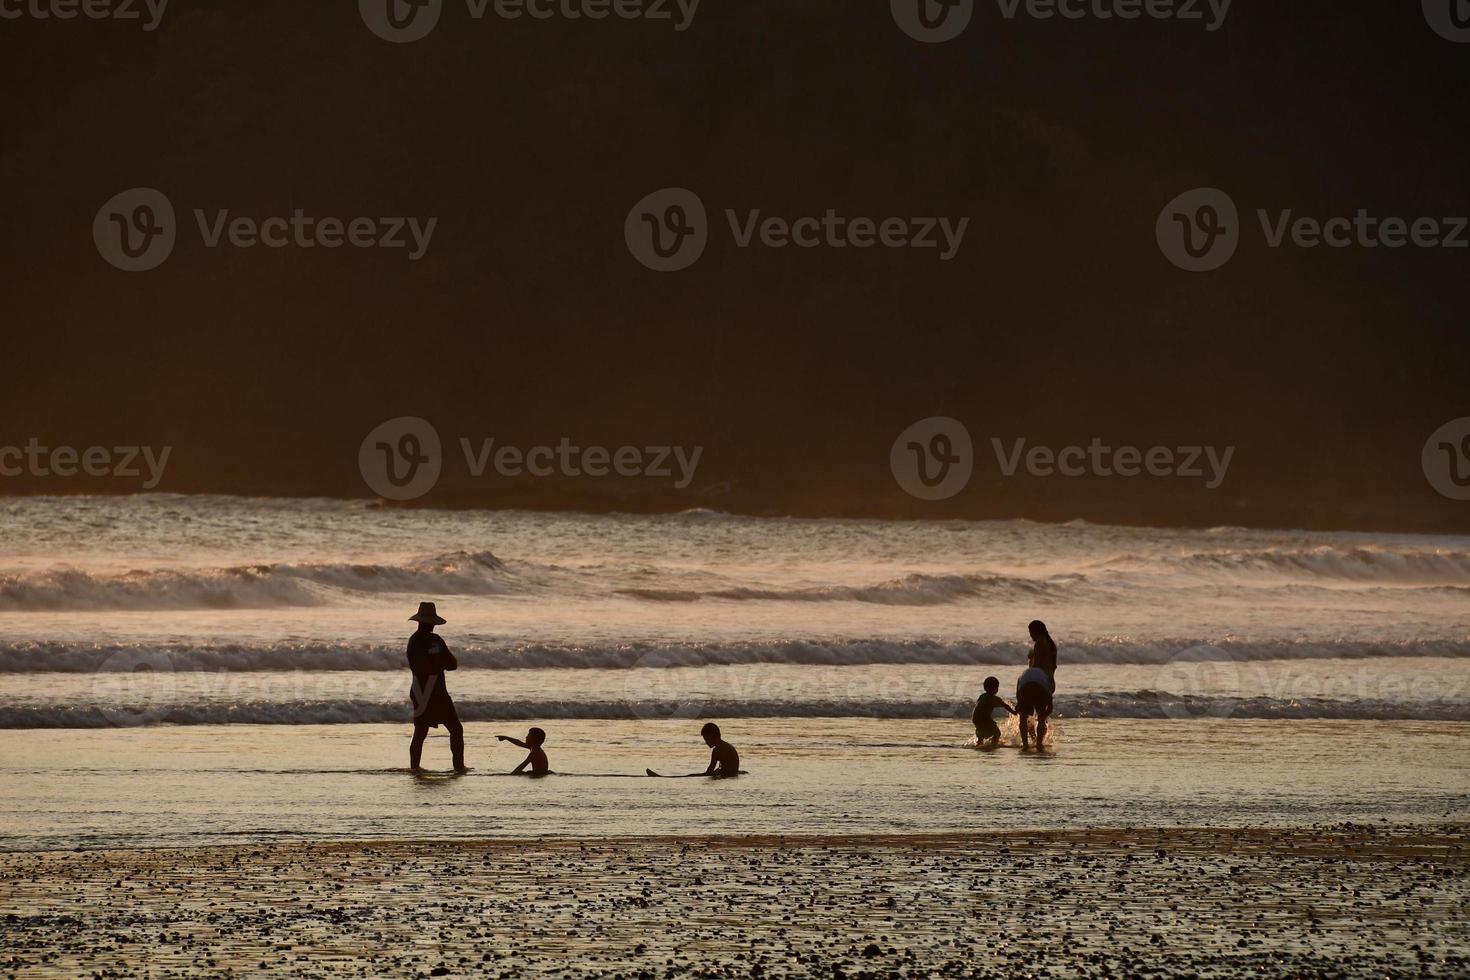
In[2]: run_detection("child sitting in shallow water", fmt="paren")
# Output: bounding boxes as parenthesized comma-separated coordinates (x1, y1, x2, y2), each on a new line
(971, 676, 1016, 749)
(498, 728, 550, 776)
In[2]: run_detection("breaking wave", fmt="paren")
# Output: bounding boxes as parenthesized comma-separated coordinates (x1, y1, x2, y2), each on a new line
(615, 572, 1084, 605)
(5, 542, 1468, 614)
(2, 637, 1467, 674)
(1100, 547, 1470, 585)
(0, 550, 515, 611)
(4, 692, 1466, 728)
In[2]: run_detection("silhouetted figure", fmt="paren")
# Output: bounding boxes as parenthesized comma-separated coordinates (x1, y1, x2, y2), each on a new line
(697, 722, 740, 778)
(1016, 665, 1053, 751)
(406, 601, 466, 772)
(498, 727, 550, 775)
(971, 675, 1016, 749)
(1028, 620, 1058, 690)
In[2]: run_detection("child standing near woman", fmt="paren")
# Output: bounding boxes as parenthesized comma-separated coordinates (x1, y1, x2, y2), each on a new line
(971, 676, 1016, 749)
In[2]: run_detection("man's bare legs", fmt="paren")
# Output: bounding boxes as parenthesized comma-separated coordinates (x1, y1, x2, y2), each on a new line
(446, 718, 466, 771)
(410, 720, 430, 771)
(411, 719, 466, 771)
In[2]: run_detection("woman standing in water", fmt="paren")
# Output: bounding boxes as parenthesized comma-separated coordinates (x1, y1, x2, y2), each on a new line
(1017, 621, 1058, 751)
(1028, 620, 1057, 691)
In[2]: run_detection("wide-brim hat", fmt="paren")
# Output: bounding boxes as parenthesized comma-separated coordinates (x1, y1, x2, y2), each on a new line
(409, 601, 446, 625)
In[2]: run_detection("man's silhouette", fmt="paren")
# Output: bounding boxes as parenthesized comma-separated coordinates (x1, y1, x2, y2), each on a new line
(406, 601, 466, 772)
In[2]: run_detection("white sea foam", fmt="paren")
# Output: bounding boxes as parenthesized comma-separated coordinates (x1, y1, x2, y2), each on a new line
(0, 550, 515, 611)
(3, 497, 1467, 730)
(1099, 546, 1470, 583)
(3, 692, 1465, 728)
(1, 638, 1466, 674)
(3, 542, 1467, 612)
(615, 572, 1084, 605)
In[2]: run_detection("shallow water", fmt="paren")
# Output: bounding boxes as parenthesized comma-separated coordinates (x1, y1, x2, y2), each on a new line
(2, 718, 1466, 851)
(4, 657, 1469, 727)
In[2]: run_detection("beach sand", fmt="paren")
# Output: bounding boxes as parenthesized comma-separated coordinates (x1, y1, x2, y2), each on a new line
(2, 824, 1466, 978)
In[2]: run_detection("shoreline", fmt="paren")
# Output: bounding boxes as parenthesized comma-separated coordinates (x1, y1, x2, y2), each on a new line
(5, 822, 1468, 858)
(4, 823, 1466, 977)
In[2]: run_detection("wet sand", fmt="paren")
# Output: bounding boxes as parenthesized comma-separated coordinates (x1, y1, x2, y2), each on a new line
(2, 824, 1467, 977)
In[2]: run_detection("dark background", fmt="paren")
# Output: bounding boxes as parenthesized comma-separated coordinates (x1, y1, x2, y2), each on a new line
(2, 1, 1466, 531)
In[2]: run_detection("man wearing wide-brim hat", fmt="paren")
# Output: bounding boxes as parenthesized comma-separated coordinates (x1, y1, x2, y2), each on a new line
(406, 601, 466, 772)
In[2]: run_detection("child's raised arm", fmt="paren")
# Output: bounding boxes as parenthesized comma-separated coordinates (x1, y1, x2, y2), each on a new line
(497, 735, 529, 749)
